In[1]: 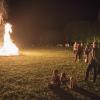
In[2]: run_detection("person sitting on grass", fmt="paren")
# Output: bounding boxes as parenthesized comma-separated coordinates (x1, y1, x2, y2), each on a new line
(60, 72, 69, 86)
(68, 76, 77, 89)
(48, 69, 60, 89)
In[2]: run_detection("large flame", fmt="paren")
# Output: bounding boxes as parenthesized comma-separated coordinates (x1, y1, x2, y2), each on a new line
(0, 23, 19, 56)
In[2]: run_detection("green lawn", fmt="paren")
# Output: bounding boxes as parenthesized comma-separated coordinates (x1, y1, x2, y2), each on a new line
(0, 48, 100, 100)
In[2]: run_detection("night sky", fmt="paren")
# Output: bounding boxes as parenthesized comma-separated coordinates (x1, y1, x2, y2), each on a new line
(7, 0, 100, 46)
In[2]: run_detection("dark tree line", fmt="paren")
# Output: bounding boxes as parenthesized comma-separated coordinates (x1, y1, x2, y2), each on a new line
(64, 21, 100, 43)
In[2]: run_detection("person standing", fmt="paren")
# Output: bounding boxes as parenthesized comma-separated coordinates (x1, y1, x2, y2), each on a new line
(85, 42, 100, 82)
(73, 42, 78, 61)
(84, 43, 91, 63)
(80, 42, 84, 60)
(76, 43, 81, 61)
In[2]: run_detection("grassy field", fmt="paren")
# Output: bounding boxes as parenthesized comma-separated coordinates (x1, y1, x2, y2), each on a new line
(0, 48, 100, 100)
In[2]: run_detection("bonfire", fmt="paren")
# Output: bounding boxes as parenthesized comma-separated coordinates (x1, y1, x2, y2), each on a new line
(0, 23, 19, 56)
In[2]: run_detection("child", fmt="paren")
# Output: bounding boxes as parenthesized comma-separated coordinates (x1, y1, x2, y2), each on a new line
(48, 69, 60, 89)
(60, 72, 68, 86)
(68, 76, 77, 89)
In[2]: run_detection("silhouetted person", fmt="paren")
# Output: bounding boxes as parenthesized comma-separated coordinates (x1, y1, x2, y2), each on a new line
(48, 70, 60, 88)
(76, 43, 81, 61)
(68, 76, 77, 89)
(80, 42, 84, 60)
(85, 42, 100, 82)
(73, 42, 78, 61)
(60, 72, 68, 86)
(73, 42, 78, 53)
(85, 58, 97, 82)
(84, 44, 91, 63)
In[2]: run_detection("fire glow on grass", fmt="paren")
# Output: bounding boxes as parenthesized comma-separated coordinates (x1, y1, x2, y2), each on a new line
(0, 23, 19, 56)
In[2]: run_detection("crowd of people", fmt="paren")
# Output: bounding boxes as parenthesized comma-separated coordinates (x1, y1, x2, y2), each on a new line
(73, 41, 100, 82)
(73, 41, 99, 63)
(48, 41, 100, 89)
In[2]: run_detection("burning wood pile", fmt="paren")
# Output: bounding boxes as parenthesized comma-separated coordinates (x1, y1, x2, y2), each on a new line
(0, 0, 19, 56)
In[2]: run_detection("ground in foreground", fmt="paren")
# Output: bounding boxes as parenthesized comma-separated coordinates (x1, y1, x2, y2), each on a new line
(0, 48, 100, 100)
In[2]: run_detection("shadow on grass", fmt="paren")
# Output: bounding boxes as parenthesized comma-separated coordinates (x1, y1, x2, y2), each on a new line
(50, 88, 79, 100)
(73, 86, 100, 100)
